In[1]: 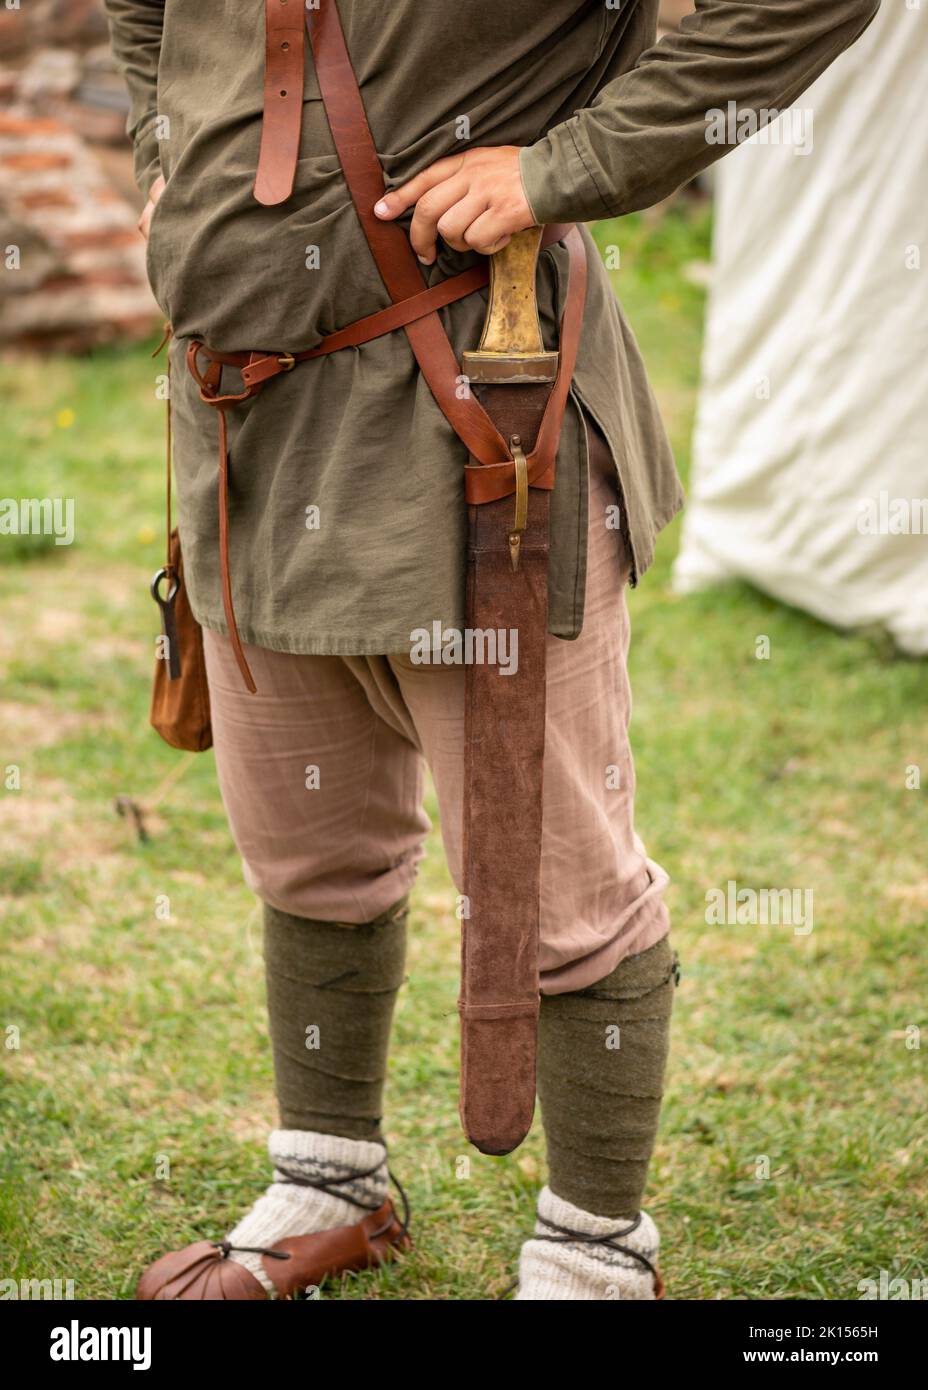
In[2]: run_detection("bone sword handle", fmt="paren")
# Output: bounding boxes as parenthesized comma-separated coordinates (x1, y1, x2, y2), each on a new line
(462, 227, 558, 386)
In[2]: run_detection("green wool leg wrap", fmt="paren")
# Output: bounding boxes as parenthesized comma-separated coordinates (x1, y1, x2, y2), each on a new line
(537, 935, 678, 1219)
(263, 897, 409, 1143)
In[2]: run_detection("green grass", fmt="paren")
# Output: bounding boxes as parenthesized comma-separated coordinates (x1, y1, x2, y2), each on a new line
(1, 201, 925, 1300)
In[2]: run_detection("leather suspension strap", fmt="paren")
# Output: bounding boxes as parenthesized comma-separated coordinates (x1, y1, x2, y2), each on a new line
(255, 0, 306, 206)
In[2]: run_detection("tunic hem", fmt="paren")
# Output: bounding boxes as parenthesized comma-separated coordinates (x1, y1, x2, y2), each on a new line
(194, 611, 587, 658)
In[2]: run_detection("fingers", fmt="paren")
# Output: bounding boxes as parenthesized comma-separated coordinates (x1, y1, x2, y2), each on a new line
(436, 193, 491, 253)
(138, 200, 154, 241)
(372, 146, 531, 262)
(458, 209, 514, 257)
(374, 153, 464, 221)
(138, 175, 165, 242)
(407, 175, 469, 263)
(438, 204, 513, 256)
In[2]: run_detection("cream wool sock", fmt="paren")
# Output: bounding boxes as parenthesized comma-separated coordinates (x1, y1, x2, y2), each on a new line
(516, 1187, 660, 1301)
(225, 1129, 389, 1294)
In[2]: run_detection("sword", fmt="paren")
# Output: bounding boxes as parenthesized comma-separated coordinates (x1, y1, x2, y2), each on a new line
(458, 227, 560, 1155)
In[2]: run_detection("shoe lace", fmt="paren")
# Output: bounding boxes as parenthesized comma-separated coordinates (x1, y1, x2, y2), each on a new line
(533, 1211, 658, 1280)
(214, 1151, 411, 1261)
(496, 1211, 657, 1300)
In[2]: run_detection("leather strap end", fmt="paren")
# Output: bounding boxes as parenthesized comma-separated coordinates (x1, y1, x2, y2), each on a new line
(251, 159, 295, 207)
(240, 353, 292, 388)
(254, 2, 305, 207)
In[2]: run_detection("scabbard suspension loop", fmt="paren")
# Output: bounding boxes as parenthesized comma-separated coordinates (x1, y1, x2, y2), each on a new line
(508, 435, 529, 572)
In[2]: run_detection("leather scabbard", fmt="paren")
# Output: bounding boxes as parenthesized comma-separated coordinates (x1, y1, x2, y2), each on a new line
(458, 225, 586, 1156)
(460, 385, 554, 1156)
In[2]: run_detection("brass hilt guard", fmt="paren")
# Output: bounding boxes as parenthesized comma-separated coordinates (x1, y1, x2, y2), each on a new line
(462, 226, 558, 570)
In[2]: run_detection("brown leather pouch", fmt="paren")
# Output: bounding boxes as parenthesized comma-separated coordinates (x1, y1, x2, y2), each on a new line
(149, 528, 212, 752)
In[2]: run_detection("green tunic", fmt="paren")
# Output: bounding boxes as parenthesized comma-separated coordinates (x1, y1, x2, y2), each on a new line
(104, 0, 879, 655)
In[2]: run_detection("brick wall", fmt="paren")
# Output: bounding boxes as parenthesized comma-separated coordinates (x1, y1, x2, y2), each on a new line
(0, 0, 158, 352)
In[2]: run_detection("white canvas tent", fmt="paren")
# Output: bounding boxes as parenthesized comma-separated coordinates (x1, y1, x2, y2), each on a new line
(673, 1, 928, 655)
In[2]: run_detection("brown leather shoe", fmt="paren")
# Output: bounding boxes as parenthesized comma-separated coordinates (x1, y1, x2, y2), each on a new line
(137, 1197, 410, 1300)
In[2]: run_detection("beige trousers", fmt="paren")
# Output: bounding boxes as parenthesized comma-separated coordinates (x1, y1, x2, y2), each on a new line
(202, 421, 669, 994)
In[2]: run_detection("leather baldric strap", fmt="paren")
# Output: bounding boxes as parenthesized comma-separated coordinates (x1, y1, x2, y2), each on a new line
(254, 0, 306, 206)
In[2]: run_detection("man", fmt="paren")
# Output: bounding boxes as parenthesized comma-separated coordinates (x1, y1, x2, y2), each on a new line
(105, 0, 879, 1300)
